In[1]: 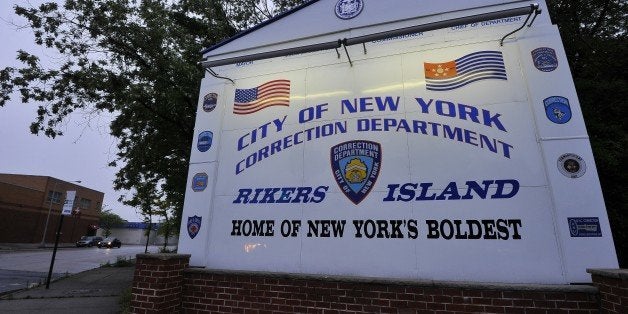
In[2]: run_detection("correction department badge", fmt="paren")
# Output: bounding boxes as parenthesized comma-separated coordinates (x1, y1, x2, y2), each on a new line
(532, 47, 558, 72)
(197, 131, 213, 152)
(544, 96, 572, 124)
(191, 173, 209, 192)
(187, 216, 202, 239)
(203, 93, 218, 112)
(331, 140, 381, 205)
(335, 0, 364, 20)
(557, 153, 586, 178)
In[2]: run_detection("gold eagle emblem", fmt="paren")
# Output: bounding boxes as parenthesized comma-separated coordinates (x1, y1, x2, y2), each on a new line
(344, 158, 367, 184)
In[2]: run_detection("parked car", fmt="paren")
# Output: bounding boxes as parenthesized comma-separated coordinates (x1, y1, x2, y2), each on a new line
(97, 237, 122, 248)
(76, 236, 103, 247)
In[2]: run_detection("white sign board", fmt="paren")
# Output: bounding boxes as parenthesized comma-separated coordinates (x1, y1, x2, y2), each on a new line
(61, 190, 76, 216)
(178, 0, 618, 284)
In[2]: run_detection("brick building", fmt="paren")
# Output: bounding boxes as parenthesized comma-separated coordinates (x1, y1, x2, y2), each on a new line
(0, 174, 104, 244)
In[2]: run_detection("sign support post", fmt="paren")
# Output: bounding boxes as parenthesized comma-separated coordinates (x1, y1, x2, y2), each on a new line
(45, 214, 65, 289)
(45, 190, 76, 289)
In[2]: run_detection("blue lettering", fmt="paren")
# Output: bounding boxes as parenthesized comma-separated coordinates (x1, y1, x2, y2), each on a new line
(375, 96, 400, 111)
(341, 99, 357, 114)
(436, 100, 456, 117)
(482, 110, 506, 132)
(343, 96, 400, 114)
(416, 98, 432, 113)
(232, 186, 329, 204)
(382, 180, 520, 202)
(360, 97, 374, 112)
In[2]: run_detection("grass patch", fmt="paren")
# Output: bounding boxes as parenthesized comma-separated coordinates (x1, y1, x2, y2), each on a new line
(101, 256, 135, 268)
(159, 247, 178, 253)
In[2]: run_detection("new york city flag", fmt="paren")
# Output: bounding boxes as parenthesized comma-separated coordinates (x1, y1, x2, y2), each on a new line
(424, 51, 507, 91)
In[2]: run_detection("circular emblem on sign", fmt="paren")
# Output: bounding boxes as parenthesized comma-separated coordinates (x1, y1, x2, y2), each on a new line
(569, 219, 579, 237)
(544, 96, 572, 124)
(197, 131, 213, 152)
(203, 93, 218, 112)
(335, 0, 364, 20)
(531, 47, 558, 72)
(192, 173, 209, 192)
(557, 153, 586, 178)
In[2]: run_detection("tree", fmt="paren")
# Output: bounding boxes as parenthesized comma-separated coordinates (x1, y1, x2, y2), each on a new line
(546, 0, 627, 267)
(154, 198, 178, 251)
(99, 209, 126, 237)
(0, 0, 306, 230)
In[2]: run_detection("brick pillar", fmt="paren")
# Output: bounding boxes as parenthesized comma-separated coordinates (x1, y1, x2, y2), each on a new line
(588, 268, 628, 313)
(131, 253, 190, 314)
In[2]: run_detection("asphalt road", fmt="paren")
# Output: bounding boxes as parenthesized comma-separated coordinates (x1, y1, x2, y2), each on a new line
(0, 245, 165, 294)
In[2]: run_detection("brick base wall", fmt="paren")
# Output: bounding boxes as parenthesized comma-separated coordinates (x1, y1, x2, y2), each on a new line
(131, 254, 628, 313)
(181, 269, 598, 313)
(131, 254, 190, 313)
(587, 269, 628, 313)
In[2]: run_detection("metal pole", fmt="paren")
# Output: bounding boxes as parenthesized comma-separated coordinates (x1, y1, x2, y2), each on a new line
(40, 181, 58, 248)
(45, 214, 65, 289)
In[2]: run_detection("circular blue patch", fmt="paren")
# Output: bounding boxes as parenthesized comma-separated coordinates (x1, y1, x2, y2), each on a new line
(544, 96, 572, 124)
(197, 131, 213, 152)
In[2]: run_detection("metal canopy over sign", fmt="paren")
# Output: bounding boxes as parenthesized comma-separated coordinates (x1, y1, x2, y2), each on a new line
(179, 0, 618, 285)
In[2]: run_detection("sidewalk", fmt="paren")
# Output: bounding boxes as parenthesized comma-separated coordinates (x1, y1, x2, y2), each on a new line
(0, 265, 134, 314)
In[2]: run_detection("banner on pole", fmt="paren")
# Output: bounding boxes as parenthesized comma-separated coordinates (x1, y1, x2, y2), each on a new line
(61, 191, 76, 216)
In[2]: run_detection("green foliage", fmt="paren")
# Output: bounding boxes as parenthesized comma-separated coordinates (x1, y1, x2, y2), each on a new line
(0, 0, 244, 230)
(1, 0, 307, 231)
(155, 201, 178, 249)
(99, 209, 126, 237)
(159, 246, 177, 253)
(101, 256, 135, 268)
(547, 0, 628, 266)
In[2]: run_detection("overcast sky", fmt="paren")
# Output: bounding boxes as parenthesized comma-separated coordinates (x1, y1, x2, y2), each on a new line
(0, 0, 144, 222)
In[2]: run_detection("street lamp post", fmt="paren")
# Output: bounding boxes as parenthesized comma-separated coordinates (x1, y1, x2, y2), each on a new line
(39, 179, 81, 248)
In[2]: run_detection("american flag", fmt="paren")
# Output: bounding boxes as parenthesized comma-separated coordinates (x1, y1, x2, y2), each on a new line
(424, 51, 507, 91)
(233, 80, 291, 115)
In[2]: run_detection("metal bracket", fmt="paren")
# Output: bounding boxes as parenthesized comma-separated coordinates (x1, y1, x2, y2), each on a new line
(362, 43, 367, 55)
(500, 4, 541, 46)
(205, 67, 235, 84)
(342, 40, 353, 67)
(527, 8, 542, 27)
(334, 48, 341, 59)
